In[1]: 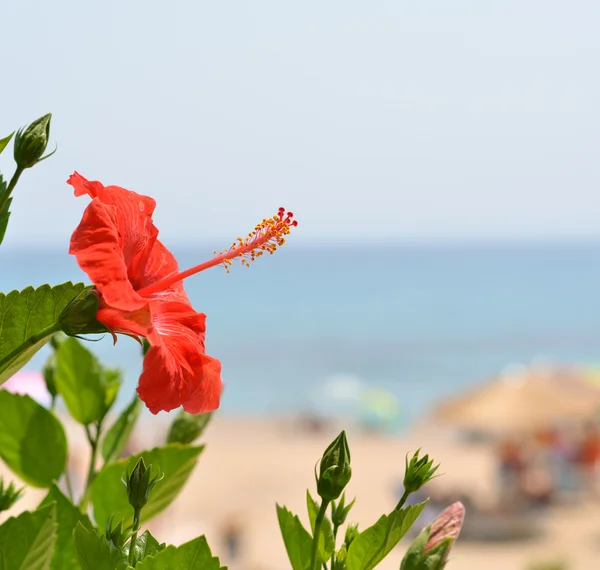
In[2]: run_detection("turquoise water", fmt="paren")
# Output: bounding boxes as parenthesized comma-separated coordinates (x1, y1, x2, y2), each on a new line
(1, 243, 600, 422)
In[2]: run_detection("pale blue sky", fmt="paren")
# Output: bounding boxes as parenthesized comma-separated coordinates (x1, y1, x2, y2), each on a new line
(2, 1, 600, 246)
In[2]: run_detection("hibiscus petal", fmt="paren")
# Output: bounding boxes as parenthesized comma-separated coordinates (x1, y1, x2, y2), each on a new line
(70, 198, 146, 311)
(68, 172, 160, 278)
(137, 301, 222, 414)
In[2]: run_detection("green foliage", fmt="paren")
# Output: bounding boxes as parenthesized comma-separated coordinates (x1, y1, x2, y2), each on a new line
(0, 478, 24, 513)
(0, 173, 11, 245)
(167, 411, 212, 445)
(0, 502, 57, 570)
(134, 535, 224, 569)
(0, 282, 88, 384)
(102, 395, 143, 463)
(125, 530, 165, 567)
(345, 502, 428, 570)
(527, 562, 569, 570)
(91, 444, 205, 529)
(39, 485, 92, 570)
(0, 132, 13, 155)
(54, 337, 120, 425)
(0, 391, 67, 487)
(277, 504, 314, 570)
(73, 521, 129, 570)
(306, 490, 335, 563)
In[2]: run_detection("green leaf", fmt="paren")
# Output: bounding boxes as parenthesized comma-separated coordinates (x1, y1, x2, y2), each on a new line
(166, 411, 212, 445)
(102, 395, 143, 463)
(346, 502, 428, 570)
(54, 337, 120, 425)
(0, 391, 67, 487)
(0, 282, 88, 385)
(306, 490, 335, 563)
(135, 535, 223, 570)
(0, 174, 11, 245)
(90, 444, 204, 529)
(126, 530, 166, 566)
(0, 133, 13, 155)
(73, 520, 129, 570)
(39, 485, 91, 570)
(0, 502, 57, 570)
(276, 504, 313, 570)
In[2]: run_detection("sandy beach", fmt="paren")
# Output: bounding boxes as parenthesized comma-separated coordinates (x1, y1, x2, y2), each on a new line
(2, 414, 599, 570)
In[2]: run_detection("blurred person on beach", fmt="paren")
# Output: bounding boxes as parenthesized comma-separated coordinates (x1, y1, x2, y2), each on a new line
(575, 422, 600, 498)
(497, 437, 526, 506)
(220, 515, 245, 564)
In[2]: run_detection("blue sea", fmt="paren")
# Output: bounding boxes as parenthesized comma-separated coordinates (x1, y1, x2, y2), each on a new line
(2, 243, 600, 425)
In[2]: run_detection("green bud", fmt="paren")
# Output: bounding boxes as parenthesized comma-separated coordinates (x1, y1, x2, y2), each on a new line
(344, 523, 359, 550)
(333, 545, 347, 570)
(105, 516, 131, 549)
(0, 479, 24, 513)
(317, 430, 352, 502)
(331, 492, 356, 527)
(122, 457, 164, 512)
(13, 113, 53, 169)
(58, 288, 108, 336)
(403, 449, 440, 494)
(167, 410, 212, 445)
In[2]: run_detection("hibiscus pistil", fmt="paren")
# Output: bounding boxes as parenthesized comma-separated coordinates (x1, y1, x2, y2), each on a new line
(136, 208, 297, 297)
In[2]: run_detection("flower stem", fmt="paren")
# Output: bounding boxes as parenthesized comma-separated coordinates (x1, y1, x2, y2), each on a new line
(80, 421, 101, 508)
(64, 469, 75, 502)
(0, 166, 24, 219)
(330, 523, 339, 570)
(311, 499, 329, 570)
(0, 322, 61, 372)
(129, 508, 141, 566)
(395, 489, 410, 512)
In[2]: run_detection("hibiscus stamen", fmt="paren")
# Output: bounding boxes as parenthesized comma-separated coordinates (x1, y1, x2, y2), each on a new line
(137, 208, 297, 297)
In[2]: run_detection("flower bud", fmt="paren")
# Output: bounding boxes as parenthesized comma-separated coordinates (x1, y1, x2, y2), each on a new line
(331, 493, 356, 527)
(105, 516, 130, 549)
(122, 457, 163, 512)
(58, 288, 108, 336)
(0, 479, 24, 513)
(167, 410, 212, 445)
(333, 545, 347, 570)
(400, 502, 465, 570)
(403, 449, 439, 494)
(13, 114, 53, 169)
(317, 430, 352, 502)
(344, 522, 359, 549)
(425, 502, 465, 557)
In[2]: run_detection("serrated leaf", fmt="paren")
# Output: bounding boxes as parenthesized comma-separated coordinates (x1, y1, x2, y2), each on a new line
(73, 520, 129, 570)
(0, 282, 88, 385)
(276, 504, 313, 570)
(0, 133, 13, 155)
(306, 490, 335, 563)
(90, 444, 204, 529)
(0, 391, 67, 487)
(346, 502, 428, 570)
(102, 395, 143, 463)
(54, 337, 121, 425)
(39, 485, 91, 570)
(135, 535, 223, 570)
(0, 502, 57, 570)
(126, 530, 166, 566)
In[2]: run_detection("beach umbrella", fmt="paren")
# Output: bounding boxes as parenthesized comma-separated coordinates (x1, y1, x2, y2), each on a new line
(431, 367, 600, 434)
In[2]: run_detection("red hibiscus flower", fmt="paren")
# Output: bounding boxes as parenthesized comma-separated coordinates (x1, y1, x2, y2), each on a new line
(68, 172, 296, 414)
